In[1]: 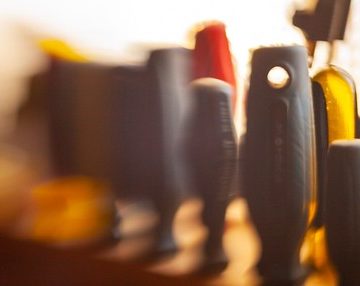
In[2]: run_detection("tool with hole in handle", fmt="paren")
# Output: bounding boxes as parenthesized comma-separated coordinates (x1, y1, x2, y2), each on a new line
(325, 139, 360, 286)
(243, 45, 313, 283)
(185, 78, 237, 273)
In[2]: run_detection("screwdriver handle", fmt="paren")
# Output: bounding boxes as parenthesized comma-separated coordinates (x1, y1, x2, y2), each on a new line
(325, 140, 360, 286)
(243, 45, 313, 283)
(312, 66, 358, 228)
(145, 47, 191, 255)
(186, 78, 237, 272)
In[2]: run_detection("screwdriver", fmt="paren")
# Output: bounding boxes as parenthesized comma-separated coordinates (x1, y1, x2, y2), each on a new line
(112, 47, 192, 257)
(243, 45, 313, 283)
(143, 47, 192, 256)
(293, 0, 356, 270)
(325, 139, 360, 286)
(185, 78, 237, 273)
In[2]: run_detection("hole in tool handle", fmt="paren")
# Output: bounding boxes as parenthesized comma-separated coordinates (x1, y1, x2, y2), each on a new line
(267, 66, 290, 89)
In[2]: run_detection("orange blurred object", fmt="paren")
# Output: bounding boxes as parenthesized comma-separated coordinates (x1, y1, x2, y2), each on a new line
(29, 177, 114, 245)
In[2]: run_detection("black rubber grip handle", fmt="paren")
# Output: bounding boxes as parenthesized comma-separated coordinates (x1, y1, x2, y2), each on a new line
(325, 139, 360, 286)
(243, 45, 312, 283)
(144, 47, 191, 255)
(185, 78, 237, 272)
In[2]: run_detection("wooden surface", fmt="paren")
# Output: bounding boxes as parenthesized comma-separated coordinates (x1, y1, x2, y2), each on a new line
(0, 199, 339, 286)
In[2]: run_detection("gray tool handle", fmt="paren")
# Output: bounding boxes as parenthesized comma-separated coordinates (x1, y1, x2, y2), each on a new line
(243, 45, 313, 283)
(185, 78, 237, 272)
(326, 140, 360, 286)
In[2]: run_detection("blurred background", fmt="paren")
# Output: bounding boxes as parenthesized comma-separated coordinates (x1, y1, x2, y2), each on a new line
(0, 0, 359, 132)
(0, 0, 359, 284)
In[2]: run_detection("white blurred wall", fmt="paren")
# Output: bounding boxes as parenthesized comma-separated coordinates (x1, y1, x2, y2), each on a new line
(0, 0, 303, 61)
(0, 0, 359, 134)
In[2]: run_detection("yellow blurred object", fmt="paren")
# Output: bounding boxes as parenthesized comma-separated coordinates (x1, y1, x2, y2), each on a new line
(301, 99, 319, 269)
(309, 98, 318, 225)
(304, 66, 357, 273)
(38, 38, 88, 62)
(30, 177, 114, 245)
(313, 66, 356, 143)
